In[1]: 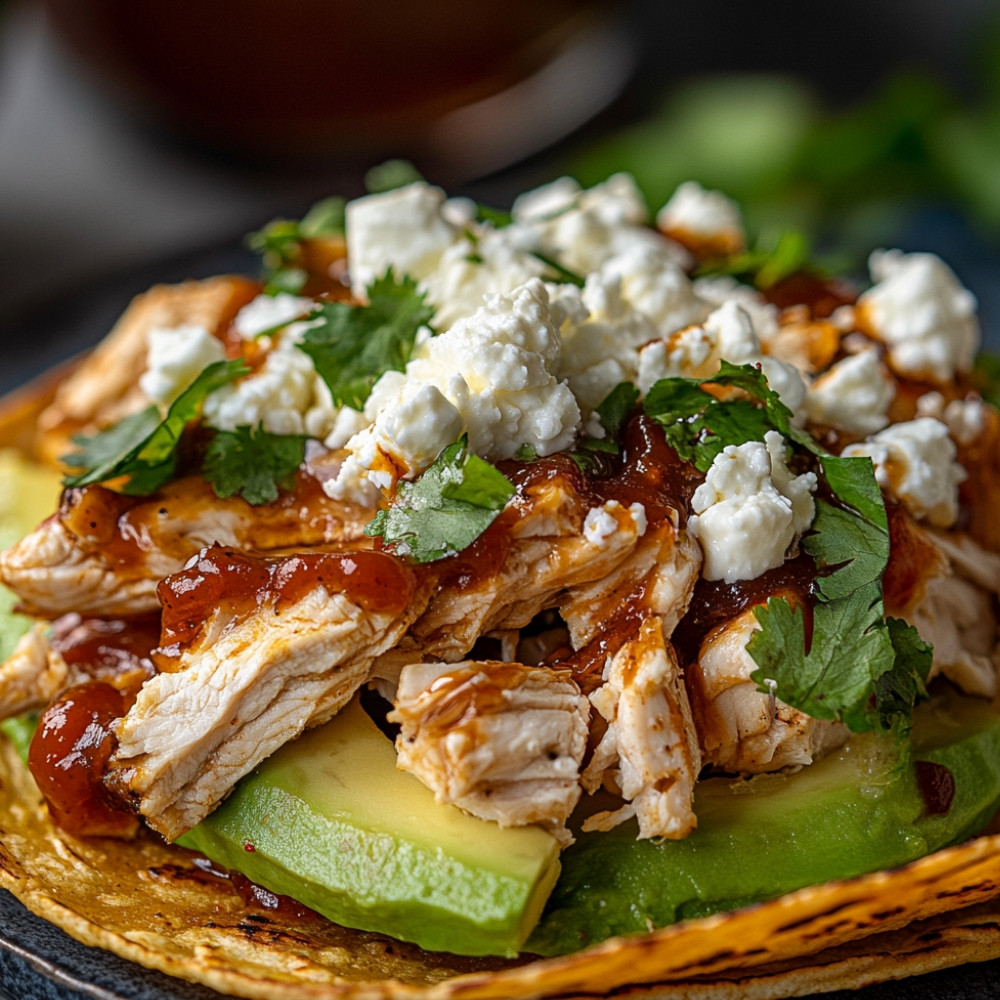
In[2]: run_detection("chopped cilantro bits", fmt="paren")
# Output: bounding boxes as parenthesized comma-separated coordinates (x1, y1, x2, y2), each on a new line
(364, 437, 514, 563)
(297, 269, 434, 410)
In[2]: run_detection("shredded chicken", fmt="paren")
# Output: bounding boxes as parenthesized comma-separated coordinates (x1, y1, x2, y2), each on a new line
(560, 515, 702, 654)
(373, 473, 651, 686)
(582, 616, 701, 840)
(885, 517, 1000, 699)
(107, 550, 433, 841)
(0, 624, 77, 720)
(0, 476, 371, 618)
(390, 660, 589, 845)
(687, 607, 849, 774)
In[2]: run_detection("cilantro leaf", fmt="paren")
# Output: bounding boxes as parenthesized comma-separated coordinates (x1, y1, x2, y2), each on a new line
(642, 360, 930, 733)
(748, 582, 896, 731)
(595, 381, 640, 439)
(202, 424, 308, 505)
(802, 496, 888, 601)
(247, 196, 346, 294)
(298, 269, 434, 409)
(364, 437, 514, 563)
(63, 360, 248, 494)
(694, 229, 813, 289)
(364, 160, 425, 194)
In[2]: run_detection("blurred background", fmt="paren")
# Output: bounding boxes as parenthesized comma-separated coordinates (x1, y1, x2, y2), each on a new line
(3, 0, 1000, 392)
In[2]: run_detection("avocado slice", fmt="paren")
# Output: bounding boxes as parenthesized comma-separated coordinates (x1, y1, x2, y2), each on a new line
(177, 696, 561, 957)
(527, 690, 1000, 956)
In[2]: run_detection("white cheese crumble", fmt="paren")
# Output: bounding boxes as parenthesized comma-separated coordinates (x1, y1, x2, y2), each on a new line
(804, 350, 895, 435)
(689, 431, 817, 583)
(583, 501, 648, 546)
(551, 271, 657, 416)
(202, 334, 319, 436)
(841, 417, 966, 527)
(325, 279, 581, 502)
(915, 391, 987, 447)
(656, 181, 745, 248)
(510, 173, 686, 276)
(346, 181, 459, 297)
(139, 325, 225, 406)
(232, 293, 314, 340)
(635, 300, 807, 413)
(856, 249, 980, 382)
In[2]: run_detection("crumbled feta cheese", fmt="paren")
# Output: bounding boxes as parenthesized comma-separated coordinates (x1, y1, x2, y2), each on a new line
(692, 274, 781, 346)
(915, 391, 988, 447)
(203, 336, 317, 436)
(804, 350, 894, 435)
(583, 505, 620, 546)
(689, 431, 817, 583)
(346, 182, 459, 297)
(841, 417, 965, 527)
(232, 293, 314, 340)
(551, 272, 657, 413)
(656, 181, 745, 251)
(331, 382, 464, 501)
(139, 325, 225, 406)
(510, 174, 685, 276)
(601, 244, 709, 337)
(325, 279, 581, 502)
(856, 249, 980, 382)
(421, 227, 546, 330)
(583, 501, 648, 546)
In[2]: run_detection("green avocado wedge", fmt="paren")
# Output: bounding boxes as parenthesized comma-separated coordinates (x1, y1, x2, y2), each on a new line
(526, 689, 1000, 956)
(177, 696, 561, 957)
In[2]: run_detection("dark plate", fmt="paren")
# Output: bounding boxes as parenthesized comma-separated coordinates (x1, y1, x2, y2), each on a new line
(2, 222, 1000, 999)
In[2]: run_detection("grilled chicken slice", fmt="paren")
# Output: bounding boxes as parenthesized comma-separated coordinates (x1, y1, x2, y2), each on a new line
(107, 547, 430, 841)
(1, 474, 371, 618)
(373, 473, 652, 684)
(35, 277, 257, 465)
(581, 616, 701, 840)
(560, 516, 703, 663)
(0, 624, 76, 720)
(687, 606, 848, 774)
(390, 660, 589, 845)
(884, 512, 1000, 698)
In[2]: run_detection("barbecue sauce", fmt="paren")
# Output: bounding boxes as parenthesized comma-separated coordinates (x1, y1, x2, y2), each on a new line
(156, 545, 416, 658)
(28, 682, 140, 838)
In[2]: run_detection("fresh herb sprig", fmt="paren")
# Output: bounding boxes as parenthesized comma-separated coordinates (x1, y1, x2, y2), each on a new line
(297, 269, 434, 410)
(203, 424, 309, 506)
(63, 360, 248, 495)
(365, 436, 515, 563)
(644, 362, 931, 733)
(247, 196, 346, 294)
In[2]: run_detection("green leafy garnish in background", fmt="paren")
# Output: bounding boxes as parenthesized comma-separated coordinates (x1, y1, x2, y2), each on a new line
(247, 196, 347, 294)
(297, 269, 434, 410)
(365, 436, 515, 563)
(63, 360, 248, 495)
(203, 424, 309, 506)
(364, 159, 425, 194)
(644, 362, 930, 733)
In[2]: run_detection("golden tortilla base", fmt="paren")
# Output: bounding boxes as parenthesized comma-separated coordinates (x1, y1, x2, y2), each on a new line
(3, 735, 1000, 999)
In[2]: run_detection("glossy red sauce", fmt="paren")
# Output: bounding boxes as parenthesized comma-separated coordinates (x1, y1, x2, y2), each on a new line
(148, 857, 322, 922)
(763, 272, 857, 318)
(157, 544, 416, 656)
(28, 682, 139, 838)
(915, 760, 956, 816)
(50, 613, 160, 692)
